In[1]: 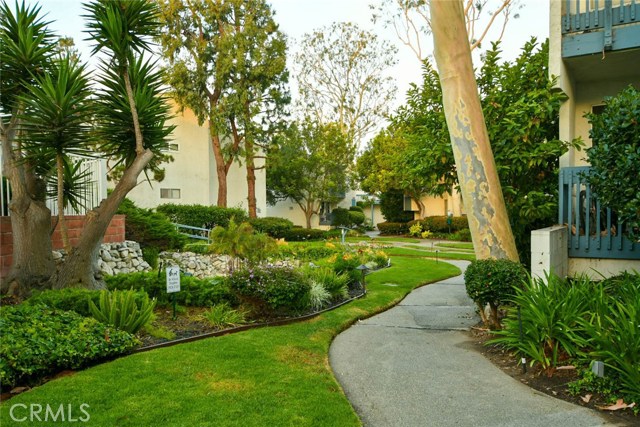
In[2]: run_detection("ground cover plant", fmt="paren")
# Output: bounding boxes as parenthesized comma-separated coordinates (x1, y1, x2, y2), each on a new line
(0, 256, 460, 426)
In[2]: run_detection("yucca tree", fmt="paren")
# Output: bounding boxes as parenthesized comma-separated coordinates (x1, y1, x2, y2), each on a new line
(51, 0, 173, 289)
(19, 55, 95, 253)
(2, 0, 173, 293)
(0, 1, 57, 294)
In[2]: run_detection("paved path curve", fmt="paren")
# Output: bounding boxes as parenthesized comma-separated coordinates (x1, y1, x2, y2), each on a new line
(330, 260, 617, 427)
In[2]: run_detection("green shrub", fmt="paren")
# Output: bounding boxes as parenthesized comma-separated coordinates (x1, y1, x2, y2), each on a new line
(183, 242, 209, 254)
(249, 216, 294, 238)
(205, 303, 247, 328)
(117, 198, 186, 251)
(348, 210, 365, 226)
(0, 304, 139, 388)
(451, 229, 472, 242)
(281, 227, 328, 241)
(304, 267, 349, 300)
(377, 221, 409, 235)
(584, 86, 640, 240)
(490, 274, 590, 372)
(89, 289, 156, 334)
(25, 288, 148, 317)
(157, 203, 248, 229)
(408, 222, 423, 237)
(464, 258, 527, 328)
(349, 205, 364, 213)
(142, 246, 159, 269)
(227, 265, 310, 315)
(105, 272, 236, 307)
(421, 216, 469, 233)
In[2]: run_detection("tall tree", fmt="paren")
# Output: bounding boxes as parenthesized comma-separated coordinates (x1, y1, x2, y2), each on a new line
(158, 0, 288, 210)
(1, 0, 174, 293)
(223, 0, 289, 218)
(429, 0, 518, 261)
(267, 120, 354, 228)
(295, 22, 397, 146)
(372, 0, 518, 62)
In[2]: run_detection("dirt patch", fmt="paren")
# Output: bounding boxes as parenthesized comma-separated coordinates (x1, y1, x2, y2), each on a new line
(467, 327, 639, 426)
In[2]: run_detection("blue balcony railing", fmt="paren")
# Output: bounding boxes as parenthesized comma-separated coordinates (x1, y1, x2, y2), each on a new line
(562, 0, 640, 56)
(558, 167, 639, 259)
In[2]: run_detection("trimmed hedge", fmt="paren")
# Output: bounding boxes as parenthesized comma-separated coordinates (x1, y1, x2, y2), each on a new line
(105, 272, 236, 307)
(377, 222, 409, 235)
(0, 305, 139, 388)
(249, 217, 294, 238)
(157, 203, 248, 229)
(281, 227, 328, 241)
(418, 216, 469, 233)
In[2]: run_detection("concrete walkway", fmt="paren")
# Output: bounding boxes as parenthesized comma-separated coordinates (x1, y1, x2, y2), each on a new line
(330, 260, 616, 427)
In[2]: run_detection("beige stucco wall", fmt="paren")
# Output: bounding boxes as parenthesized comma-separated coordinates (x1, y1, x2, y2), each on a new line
(568, 258, 640, 279)
(416, 189, 465, 218)
(120, 105, 266, 215)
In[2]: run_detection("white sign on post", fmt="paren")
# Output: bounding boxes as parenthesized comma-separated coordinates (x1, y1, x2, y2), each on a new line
(166, 265, 181, 293)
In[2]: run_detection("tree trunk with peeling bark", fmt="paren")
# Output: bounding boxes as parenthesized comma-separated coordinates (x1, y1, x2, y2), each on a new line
(430, 0, 518, 261)
(211, 125, 228, 208)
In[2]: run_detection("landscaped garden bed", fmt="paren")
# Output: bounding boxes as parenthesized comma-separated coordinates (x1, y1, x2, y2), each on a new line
(0, 237, 391, 396)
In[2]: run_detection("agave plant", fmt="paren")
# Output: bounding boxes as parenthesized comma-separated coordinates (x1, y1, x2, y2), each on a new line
(89, 289, 156, 334)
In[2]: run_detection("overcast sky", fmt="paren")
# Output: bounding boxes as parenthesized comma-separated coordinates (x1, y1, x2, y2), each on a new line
(37, 0, 550, 134)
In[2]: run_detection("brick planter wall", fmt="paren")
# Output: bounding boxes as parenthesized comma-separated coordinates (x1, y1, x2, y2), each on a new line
(0, 215, 125, 279)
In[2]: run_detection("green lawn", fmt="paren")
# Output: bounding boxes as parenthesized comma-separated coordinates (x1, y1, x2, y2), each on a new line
(0, 257, 459, 427)
(434, 242, 474, 251)
(386, 247, 476, 261)
(371, 236, 421, 243)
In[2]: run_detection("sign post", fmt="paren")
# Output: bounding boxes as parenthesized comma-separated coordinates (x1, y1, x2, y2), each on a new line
(166, 265, 180, 320)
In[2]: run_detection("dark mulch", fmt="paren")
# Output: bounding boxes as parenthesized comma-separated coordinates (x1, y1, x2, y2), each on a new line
(468, 327, 639, 426)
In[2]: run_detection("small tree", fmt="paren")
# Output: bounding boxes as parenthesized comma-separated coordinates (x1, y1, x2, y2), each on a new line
(267, 120, 355, 228)
(585, 86, 640, 240)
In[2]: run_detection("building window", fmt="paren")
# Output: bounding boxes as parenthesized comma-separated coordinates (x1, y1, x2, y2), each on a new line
(165, 143, 179, 152)
(160, 188, 181, 199)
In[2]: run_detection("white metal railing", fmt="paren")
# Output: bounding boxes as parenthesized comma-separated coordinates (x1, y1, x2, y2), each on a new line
(0, 153, 108, 216)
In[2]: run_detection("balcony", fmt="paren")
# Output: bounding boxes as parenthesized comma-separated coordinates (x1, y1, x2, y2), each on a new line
(562, 0, 640, 57)
(558, 167, 639, 259)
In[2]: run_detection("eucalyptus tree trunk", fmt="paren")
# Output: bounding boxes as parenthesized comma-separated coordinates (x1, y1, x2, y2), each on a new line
(245, 139, 258, 218)
(429, 0, 518, 261)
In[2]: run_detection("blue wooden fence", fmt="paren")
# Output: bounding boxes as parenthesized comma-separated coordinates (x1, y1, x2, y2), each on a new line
(558, 167, 639, 259)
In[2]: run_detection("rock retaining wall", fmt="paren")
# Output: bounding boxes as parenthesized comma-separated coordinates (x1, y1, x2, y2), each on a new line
(53, 241, 153, 276)
(158, 251, 228, 279)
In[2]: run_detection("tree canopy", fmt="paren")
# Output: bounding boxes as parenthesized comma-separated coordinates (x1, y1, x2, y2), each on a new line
(267, 120, 355, 228)
(294, 22, 397, 145)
